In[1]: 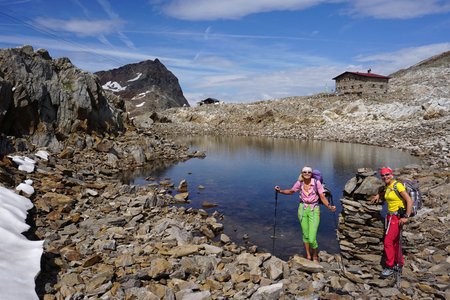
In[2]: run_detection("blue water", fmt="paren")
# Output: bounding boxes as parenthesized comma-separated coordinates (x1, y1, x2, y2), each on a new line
(128, 136, 420, 261)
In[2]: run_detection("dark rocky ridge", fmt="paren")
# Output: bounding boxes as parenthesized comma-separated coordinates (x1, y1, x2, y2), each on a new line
(95, 59, 189, 117)
(0, 46, 125, 140)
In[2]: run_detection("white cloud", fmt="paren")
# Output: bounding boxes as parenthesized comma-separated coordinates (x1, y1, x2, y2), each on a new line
(204, 26, 212, 40)
(355, 43, 450, 74)
(183, 64, 344, 102)
(159, 0, 450, 20)
(161, 0, 330, 20)
(33, 17, 124, 37)
(181, 42, 450, 103)
(346, 0, 450, 19)
(193, 54, 236, 68)
(96, 0, 135, 48)
(0, 34, 191, 71)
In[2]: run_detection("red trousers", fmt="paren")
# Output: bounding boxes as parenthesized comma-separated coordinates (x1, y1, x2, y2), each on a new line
(384, 214, 404, 268)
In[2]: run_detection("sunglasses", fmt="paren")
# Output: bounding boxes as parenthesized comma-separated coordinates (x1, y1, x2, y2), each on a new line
(302, 171, 312, 174)
(380, 173, 391, 178)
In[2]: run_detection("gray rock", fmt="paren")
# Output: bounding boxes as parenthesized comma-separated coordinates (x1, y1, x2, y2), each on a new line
(290, 255, 324, 273)
(263, 256, 286, 280)
(379, 287, 400, 297)
(236, 253, 263, 270)
(354, 176, 382, 196)
(178, 179, 188, 192)
(125, 287, 159, 300)
(250, 283, 283, 300)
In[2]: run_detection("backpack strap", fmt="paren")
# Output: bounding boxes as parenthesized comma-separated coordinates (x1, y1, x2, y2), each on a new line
(392, 181, 402, 200)
(313, 178, 319, 195)
(393, 180, 407, 207)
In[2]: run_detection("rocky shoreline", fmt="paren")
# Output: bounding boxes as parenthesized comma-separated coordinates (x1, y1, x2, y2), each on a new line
(1, 102, 448, 299)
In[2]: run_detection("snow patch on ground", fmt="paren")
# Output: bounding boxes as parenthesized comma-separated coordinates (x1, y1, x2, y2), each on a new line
(0, 186, 43, 300)
(7, 155, 36, 173)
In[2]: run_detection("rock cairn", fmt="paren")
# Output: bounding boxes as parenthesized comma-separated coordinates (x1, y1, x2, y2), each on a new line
(337, 168, 385, 279)
(337, 167, 450, 299)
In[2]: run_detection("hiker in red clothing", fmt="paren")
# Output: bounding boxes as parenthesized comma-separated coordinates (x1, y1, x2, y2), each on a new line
(371, 167, 413, 277)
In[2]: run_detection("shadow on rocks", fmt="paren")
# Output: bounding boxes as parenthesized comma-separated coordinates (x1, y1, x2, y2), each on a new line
(23, 206, 61, 299)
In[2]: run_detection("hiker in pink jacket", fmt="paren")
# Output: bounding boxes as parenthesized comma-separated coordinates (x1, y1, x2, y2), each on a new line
(275, 165, 336, 262)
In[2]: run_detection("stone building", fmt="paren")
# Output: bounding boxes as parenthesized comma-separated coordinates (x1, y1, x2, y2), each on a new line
(197, 98, 222, 106)
(333, 70, 390, 95)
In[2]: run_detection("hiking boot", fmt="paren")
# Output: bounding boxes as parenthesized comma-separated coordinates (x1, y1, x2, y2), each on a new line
(393, 265, 403, 272)
(381, 267, 394, 278)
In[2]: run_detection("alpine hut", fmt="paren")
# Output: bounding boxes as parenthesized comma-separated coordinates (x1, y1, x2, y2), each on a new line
(333, 70, 390, 95)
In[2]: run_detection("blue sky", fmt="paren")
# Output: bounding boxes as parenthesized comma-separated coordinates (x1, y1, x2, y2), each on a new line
(1, 0, 450, 105)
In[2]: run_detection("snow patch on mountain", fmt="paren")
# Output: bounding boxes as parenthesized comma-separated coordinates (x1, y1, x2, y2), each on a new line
(102, 81, 127, 92)
(127, 72, 142, 82)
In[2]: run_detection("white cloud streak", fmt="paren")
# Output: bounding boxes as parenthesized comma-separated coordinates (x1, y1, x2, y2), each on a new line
(161, 0, 332, 20)
(347, 0, 450, 19)
(356, 42, 450, 74)
(96, 0, 135, 48)
(33, 17, 123, 37)
(176, 42, 450, 103)
(160, 0, 450, 20)
(0, 34, 190, 69)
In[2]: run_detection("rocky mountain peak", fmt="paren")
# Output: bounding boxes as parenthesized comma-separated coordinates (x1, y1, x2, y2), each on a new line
(0, 46, 125, 149)
(95, 59, 189, 117)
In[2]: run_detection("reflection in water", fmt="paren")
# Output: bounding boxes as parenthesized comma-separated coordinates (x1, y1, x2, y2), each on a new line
(130, 136, 420, 261)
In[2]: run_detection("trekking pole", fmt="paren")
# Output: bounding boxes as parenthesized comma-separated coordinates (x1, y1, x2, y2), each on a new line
(396, 224, 403, 288)
(271, 190, 278, 253)
(326, 188, 339, 239)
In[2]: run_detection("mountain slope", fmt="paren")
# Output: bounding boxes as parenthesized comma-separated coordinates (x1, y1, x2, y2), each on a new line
(95, 59, 189, 117)
(391, 50, 450, 77)
(388, 50, 450, 102)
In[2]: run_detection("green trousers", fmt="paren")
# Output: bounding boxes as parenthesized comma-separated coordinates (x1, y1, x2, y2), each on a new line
(298, 203, 321, 249)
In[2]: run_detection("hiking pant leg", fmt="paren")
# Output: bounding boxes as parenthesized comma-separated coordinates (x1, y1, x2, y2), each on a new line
(384, 215, 401, 267)
(298, 204, 309, 244)
(308, 206, 320, 249)
(299, 205, 320, 249)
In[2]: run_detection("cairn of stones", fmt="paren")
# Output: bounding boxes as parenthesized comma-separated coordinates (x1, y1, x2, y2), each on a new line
(337, 168, 386, 278)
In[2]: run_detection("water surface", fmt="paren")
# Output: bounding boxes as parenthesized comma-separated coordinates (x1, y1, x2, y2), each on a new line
(127, 136, 420, 261)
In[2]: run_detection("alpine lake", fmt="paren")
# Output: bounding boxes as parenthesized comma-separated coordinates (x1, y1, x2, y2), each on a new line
(123, 136, 421, 261)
